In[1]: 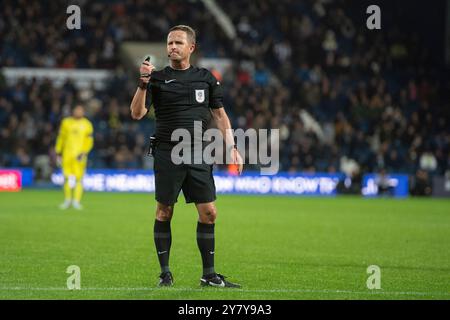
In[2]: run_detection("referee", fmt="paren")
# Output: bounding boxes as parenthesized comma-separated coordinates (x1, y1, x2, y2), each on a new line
(130, 25, 243, 288)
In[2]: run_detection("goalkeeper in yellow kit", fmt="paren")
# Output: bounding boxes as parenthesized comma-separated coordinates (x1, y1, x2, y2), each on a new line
(55, 105, 94, 210)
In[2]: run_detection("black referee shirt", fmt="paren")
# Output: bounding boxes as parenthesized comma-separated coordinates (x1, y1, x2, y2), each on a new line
(145, 65, 223, 143)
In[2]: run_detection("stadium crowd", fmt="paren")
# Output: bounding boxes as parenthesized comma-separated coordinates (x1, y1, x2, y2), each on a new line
(1, 0, 448, 193)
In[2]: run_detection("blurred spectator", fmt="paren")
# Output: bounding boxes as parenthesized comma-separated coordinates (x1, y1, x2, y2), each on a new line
(419, 151, 438, 173)
(410, 169, 432, 196)
(340, 156, 360, 178)
(375, 169, 395, 197)
(337, 155, 362, 193)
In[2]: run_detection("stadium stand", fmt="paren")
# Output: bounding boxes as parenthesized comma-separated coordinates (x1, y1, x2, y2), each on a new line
(0, 0, 448, 192)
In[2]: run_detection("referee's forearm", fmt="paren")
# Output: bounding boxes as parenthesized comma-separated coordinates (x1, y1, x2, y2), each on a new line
(215, 113, 235, 147)
(130, 88, 147, 120)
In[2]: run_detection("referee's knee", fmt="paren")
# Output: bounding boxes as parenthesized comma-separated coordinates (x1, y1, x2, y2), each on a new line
(198, 206, 217, 224)
(156, 203, 174, 221)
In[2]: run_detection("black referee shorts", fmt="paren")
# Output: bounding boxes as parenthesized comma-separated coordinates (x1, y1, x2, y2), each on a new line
(152, 142, 216, 205)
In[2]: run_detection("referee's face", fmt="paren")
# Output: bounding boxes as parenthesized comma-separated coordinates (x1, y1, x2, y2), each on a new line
(167, 30, 194, 62)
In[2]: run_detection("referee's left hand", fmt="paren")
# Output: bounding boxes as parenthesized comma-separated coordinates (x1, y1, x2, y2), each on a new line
(231, 148, 243, 175)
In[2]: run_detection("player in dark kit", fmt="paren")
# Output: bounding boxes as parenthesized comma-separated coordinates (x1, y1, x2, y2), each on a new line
(130, 25, 243, 288)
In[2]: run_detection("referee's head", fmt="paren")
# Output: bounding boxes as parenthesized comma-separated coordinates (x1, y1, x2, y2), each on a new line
(167, 25, 196, 63)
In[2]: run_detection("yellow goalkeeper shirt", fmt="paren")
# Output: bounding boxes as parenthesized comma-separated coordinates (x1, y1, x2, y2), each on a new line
(55, 117, 94, 158)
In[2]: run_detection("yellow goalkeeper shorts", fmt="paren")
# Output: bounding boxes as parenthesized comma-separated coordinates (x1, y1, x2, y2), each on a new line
(62, 157, 87, 180)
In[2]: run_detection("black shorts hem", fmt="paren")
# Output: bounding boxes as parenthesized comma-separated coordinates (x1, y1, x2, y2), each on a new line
(185, 196, 217, 204)
(155, 196, 178, 206)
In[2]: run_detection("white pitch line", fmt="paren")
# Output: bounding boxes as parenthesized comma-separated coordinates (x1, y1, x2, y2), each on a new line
(0, 287, 449, 296)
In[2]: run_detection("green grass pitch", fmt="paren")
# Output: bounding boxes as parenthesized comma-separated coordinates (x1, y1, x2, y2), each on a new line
(0, 190, 449, 300)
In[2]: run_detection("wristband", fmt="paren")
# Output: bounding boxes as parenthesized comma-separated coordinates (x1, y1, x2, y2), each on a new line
(138, 79, 147, 90)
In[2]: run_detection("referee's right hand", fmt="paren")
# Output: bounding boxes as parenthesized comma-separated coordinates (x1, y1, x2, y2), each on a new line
(140, 61, 155, 84)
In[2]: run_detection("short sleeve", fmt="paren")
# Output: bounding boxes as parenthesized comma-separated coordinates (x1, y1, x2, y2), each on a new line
(145, 84, 153, 110)
(208, 72, 223, 109)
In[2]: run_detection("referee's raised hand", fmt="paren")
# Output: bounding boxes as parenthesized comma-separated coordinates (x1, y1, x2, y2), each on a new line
(140, 60, 155, 84)
(131, 57, 154, 120)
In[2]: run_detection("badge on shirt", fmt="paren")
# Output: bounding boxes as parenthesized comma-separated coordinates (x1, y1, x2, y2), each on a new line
(195, 89, 205, 103)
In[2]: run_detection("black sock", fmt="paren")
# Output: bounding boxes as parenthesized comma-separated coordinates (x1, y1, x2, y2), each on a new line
(154, 219, 171, 274)
(197, 222, 215, 277)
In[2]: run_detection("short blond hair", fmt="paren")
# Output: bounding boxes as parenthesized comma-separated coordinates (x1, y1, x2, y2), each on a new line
(169, 25, 196, 44)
